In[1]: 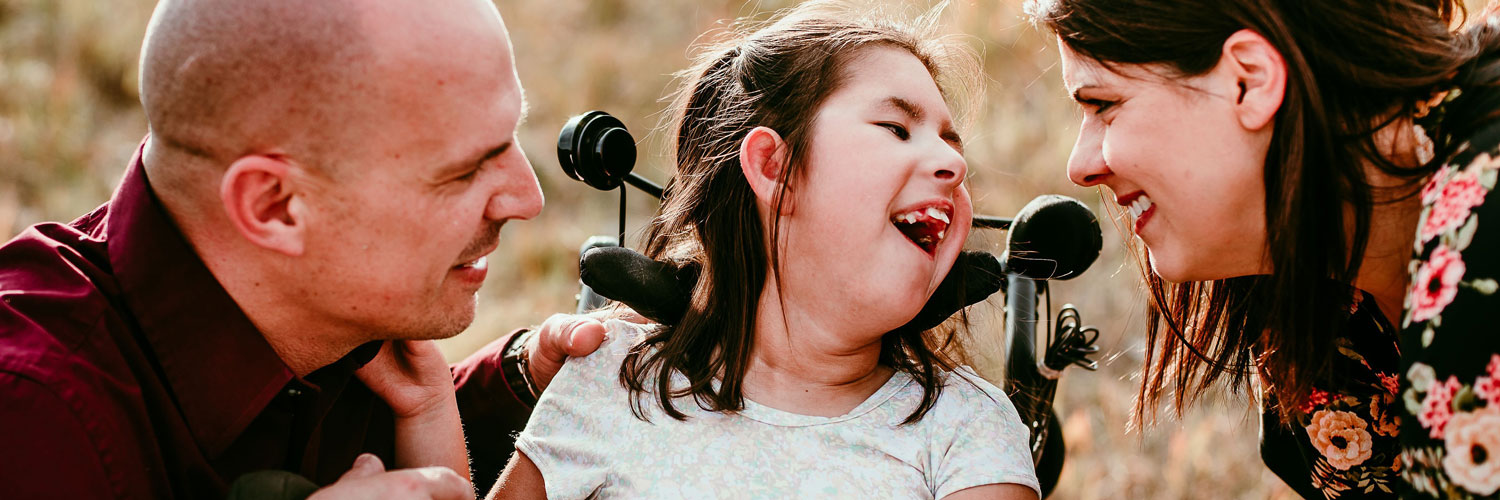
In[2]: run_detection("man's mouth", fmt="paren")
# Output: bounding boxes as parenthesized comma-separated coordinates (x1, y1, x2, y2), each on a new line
(891, 206, 952, 255)
(455, 256, 488, 270)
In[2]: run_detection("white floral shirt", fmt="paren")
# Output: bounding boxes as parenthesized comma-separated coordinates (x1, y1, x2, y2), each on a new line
(513, 320, 1041, 499)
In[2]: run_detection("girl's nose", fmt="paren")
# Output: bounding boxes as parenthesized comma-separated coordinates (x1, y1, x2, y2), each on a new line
(927, 143, 967, 188)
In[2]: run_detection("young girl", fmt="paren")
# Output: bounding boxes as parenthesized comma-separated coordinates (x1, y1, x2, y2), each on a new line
(489, 3, 1039, 499)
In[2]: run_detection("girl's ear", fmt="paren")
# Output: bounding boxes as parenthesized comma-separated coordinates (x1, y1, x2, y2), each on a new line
(738, 126, 793, 215)
(1219, 29, 1286, 131)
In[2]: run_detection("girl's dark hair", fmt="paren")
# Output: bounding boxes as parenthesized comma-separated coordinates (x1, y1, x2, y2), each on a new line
(619, 1, 980, 424)
(1027, 0, 1500, 424)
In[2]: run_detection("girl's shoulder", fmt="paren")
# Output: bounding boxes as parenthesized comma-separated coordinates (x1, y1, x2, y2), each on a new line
(911, 366, 1023, 427)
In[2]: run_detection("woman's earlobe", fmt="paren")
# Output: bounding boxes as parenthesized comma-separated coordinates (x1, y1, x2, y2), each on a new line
(738, 126, 793, 213)
(1222, 29, 1287, 130)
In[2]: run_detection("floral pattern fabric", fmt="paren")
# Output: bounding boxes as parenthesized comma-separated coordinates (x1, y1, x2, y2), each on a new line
(1399, 105, 1500, 499)
(1261, 290, 1404, 499)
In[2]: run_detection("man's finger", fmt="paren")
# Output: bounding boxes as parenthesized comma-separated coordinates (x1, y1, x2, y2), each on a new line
(397, 467, 474, 500)
(562, 320, 606, 358)
(338, 454, 386, 481)
(534, 314, 603, 363)
(529, 314, 607, 390)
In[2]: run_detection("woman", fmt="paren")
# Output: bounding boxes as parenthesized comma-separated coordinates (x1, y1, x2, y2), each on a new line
(1026, 0, 1500, 497)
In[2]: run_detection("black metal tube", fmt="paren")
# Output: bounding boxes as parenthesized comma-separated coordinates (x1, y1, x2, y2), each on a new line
(624, 173, 664, 199)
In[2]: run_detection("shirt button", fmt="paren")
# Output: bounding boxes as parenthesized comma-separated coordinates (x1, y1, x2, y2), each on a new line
(286, 388, 303, 398)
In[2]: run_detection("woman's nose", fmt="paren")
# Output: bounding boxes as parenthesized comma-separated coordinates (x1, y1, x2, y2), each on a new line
(1067, 124, 1110, 187)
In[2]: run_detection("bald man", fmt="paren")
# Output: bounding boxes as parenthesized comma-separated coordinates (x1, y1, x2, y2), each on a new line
(0, 0, 607, 498)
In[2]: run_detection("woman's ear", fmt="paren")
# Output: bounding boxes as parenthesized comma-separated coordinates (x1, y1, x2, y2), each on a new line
(738, 126, 793, 214)
(1220, 29, 1287, 131)
(220, 155, 306, 256)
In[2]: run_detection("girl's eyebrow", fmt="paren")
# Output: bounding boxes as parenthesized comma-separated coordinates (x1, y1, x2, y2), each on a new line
(883, 96, 926, 122)
(882, 96, 964, 154)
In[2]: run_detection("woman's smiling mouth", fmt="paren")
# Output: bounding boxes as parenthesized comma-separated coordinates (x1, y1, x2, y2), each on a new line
(1120, 193, 1156, 234)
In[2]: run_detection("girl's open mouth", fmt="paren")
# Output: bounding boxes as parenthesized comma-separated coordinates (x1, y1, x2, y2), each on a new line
(891, 206, 951, 255)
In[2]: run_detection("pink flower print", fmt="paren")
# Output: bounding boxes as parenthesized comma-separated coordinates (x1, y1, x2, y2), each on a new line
(1409, 245, 1467, 323)
(1420, 169, 1488, 243)
(1378, 372, 1400, 396)
(1477, 354, 1500, 407)
(1442, 408, 1500, 495)
(1306, 410, 1375, 470)
(1419, 376, 1462, 439)
(1422, 165, 1452, 205)
(1478, 375, 1500, 408)
(1301, 387, 1330, 414)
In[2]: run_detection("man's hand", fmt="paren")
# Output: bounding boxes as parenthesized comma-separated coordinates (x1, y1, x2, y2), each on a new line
(357, 340, 455, 419)
(308, 454, 473, 500)
(525, 313, 612, 391)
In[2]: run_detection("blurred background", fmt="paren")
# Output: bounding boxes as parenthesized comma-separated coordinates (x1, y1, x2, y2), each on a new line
(7, 0, 1486, 497)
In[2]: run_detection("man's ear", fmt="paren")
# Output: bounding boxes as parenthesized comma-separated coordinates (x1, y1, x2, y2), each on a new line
(738, 126, 793, 215)
(220, 155, 306, 256)
(1220, 29, 1286, 131)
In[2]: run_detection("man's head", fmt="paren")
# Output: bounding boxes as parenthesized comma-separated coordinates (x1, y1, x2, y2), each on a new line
(139, 0, 543, 345)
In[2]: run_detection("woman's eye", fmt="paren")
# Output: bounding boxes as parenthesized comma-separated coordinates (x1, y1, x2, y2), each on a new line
(878, 122, 910, 140)
(1085, 99, 1117, 115)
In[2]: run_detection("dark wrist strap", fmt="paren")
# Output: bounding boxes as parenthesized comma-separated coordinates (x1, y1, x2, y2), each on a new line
(500, 329, 540, 408)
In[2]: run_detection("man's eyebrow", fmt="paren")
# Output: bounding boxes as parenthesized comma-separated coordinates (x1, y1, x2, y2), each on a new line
(439, 141, 511, 178)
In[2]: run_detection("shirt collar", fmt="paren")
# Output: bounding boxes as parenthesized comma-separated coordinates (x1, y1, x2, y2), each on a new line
(105, 139, 297, 458)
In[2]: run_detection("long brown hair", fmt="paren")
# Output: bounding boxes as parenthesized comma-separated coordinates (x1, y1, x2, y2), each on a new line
(619, 1, 981, 424)
(1027, 0, 1500, 424)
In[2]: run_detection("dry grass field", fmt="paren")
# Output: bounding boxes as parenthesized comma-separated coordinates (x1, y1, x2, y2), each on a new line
(5, 0, 1491, 497)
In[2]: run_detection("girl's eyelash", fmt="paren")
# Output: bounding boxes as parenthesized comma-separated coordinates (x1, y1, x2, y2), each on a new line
(878, 122, 910, 140)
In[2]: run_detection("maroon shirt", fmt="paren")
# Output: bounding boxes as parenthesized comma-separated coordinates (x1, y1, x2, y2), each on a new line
(0, 142, 532, 498)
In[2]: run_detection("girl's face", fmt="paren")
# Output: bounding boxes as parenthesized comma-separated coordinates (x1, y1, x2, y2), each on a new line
(1059, 43, 1273, 282)
(776, 46, 972, 337)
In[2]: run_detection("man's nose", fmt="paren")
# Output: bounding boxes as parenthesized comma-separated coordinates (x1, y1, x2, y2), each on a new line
(485, 150, 544, 222)
(1067, 124, 1110, 187)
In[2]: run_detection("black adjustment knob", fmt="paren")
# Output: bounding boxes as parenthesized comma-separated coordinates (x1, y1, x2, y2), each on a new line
(558, 111, 637, 191)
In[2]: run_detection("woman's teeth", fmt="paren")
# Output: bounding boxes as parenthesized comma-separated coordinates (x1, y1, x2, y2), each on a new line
(457, 256, 487, 269)
(1127, 195, 1153, 218)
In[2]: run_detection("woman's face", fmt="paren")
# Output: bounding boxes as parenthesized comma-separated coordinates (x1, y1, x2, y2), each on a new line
(776, 46, 972, 337)
(1059, 43, 1273, 282)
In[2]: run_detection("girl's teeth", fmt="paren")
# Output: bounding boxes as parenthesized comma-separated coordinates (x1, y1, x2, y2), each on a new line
(925, 207, 950, 224)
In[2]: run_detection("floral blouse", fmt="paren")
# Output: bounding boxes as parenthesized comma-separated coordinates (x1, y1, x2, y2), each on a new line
(1398, 91, 1500, 498)
(1260, 289, 1404, 499)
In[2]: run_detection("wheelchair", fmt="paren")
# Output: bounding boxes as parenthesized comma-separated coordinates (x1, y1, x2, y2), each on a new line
(556, 111, 1103, 498)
